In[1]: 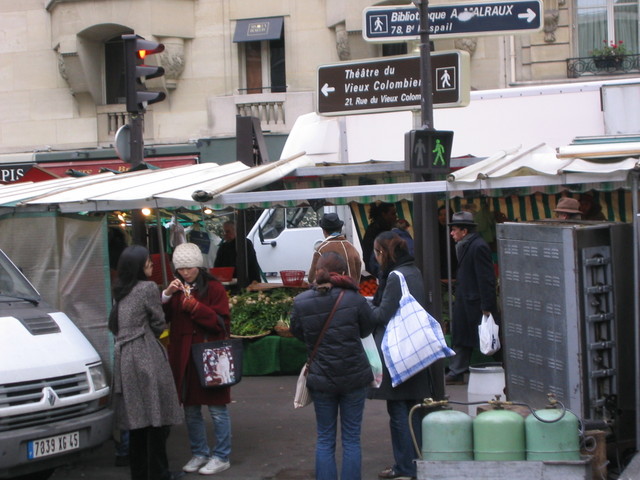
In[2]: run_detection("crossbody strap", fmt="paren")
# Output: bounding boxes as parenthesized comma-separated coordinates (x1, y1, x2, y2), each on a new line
(307, 290, 345, 366)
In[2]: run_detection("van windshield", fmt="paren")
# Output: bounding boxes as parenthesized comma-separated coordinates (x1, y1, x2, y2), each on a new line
(0, 250, 40, 303)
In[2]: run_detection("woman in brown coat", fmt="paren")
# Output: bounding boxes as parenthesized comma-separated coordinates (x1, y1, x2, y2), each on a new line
(109, 245, 183, 480)
(162, 243, 233, 476)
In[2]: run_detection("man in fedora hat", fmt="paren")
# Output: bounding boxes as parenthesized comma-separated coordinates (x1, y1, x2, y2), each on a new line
(446, 211, 499, 385)
(308, 213, 362, 285)
(554, 197, 583, 220)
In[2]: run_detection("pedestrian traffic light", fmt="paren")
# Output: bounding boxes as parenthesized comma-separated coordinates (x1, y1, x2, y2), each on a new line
(404, 129, 454, 174)
(122, 34, 166, 113)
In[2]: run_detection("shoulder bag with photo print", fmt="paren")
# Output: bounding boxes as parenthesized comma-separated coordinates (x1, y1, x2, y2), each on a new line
(191, 316, 243, 388)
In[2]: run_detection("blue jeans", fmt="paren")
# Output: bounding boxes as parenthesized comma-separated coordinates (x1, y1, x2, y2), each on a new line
(311, 387, 367, 480)
(184, 405, 231, 462)
(387, 399, 422, 478)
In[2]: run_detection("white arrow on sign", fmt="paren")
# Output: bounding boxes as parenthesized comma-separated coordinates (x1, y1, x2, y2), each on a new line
(321, 83, 335, 97)
(518, 8, 537, 22)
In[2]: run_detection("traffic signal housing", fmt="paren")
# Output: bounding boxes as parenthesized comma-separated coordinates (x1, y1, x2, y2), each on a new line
(122, 34, 166, 113)
(404, 129, 454, 175)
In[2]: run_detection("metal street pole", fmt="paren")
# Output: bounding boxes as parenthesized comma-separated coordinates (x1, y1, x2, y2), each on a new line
(413, 0, 445, 400)
(129, 113, 144, 168)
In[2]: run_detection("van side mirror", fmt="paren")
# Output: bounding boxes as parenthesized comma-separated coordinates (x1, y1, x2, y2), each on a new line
(258, 226, 277, 247)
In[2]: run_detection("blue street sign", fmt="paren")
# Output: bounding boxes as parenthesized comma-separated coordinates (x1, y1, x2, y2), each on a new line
(363, 1, 543, 42)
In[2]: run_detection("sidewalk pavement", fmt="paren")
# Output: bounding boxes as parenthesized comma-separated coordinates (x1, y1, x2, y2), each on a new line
(51, 375, 469, 480)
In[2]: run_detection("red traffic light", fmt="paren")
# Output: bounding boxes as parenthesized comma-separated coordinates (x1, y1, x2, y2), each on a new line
(122, 34, 166, 113)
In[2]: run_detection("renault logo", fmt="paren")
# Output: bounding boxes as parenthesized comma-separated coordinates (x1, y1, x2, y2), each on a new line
(45, 388, 56, 407)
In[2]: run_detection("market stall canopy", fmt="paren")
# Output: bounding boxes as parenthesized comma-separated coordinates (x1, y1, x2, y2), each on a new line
(446, 143, 640, 193)
(1, 154, 311, 213)
(214, 143, 640, 209)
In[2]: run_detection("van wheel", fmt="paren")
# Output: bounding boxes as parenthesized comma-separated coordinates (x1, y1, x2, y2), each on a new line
(13, 469, 55, 480)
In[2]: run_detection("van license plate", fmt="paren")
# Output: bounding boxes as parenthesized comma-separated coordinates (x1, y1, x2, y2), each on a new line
(27, 431, 80, 459)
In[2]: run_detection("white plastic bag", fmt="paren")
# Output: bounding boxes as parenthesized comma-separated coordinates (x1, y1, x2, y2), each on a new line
(478, 313, 501, 356)
(361, 334, 383, 388)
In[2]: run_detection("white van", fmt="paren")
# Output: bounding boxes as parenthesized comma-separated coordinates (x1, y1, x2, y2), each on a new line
(0, 249, 113, 479)
(248, 205, 362, 279)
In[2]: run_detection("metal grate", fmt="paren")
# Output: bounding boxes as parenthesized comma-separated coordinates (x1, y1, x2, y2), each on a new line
(0, 372, 91, 431)
(567, 53, 640, 78)
(15, 314, 60, 335)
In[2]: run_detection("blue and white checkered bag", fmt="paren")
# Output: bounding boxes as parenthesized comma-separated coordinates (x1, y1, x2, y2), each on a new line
(382, 271, 455, 387)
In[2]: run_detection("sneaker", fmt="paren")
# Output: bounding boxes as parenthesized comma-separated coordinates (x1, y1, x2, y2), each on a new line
(378, 466, 415, 479)
(198, 457, 231, 475)
(182, 455, 208, 473)
(445, 373, 465, 385)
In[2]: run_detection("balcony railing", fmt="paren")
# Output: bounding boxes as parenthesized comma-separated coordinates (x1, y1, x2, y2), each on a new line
(567, 54, 640, 78)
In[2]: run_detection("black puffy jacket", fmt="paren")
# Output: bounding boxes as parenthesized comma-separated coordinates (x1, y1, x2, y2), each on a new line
(290, 285, 375, 393)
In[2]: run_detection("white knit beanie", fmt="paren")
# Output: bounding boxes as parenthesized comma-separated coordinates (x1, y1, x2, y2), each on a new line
(172, 243, 204, 269)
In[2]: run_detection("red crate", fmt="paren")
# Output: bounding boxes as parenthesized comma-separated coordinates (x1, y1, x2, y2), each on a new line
(280, 270, 305, 287)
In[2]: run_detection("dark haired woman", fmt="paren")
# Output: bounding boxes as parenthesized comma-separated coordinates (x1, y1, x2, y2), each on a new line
(290, 251, 374, 480)
(162, 242, 233, 476)
(109, 245, 183, 480)
(368, 231, 433, 480)
(361, 202, 398, 275)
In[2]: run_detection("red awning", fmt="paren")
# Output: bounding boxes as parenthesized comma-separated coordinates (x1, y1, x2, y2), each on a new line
(14, 166, 62, 183)
(38, 155, 198, 177)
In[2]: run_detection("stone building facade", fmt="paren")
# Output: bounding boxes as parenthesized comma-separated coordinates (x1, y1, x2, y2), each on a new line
(0, 0, 636, 158)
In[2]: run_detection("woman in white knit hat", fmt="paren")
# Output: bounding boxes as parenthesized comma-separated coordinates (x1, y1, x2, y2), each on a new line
(162, 243, 234, 476)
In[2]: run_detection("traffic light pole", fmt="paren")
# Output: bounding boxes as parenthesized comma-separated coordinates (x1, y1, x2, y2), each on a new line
(413, 0, 445, 400)
(129, 113, 144, 168)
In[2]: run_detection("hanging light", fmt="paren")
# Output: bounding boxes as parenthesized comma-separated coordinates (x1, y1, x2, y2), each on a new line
(141, 207, 152, 216)
(203, 208, 213, 215)
(117, 212, 126, 222)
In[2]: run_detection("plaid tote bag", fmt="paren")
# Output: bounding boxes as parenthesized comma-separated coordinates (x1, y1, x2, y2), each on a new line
(381, 270, 455, 387)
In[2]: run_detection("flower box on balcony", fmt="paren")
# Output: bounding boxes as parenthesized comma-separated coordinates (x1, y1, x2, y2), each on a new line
(593, 55, 624, 69)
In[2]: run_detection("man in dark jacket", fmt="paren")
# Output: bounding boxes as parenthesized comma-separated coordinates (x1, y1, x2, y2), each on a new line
(214, 220, 262, 286)
(446, 211, 498, 385)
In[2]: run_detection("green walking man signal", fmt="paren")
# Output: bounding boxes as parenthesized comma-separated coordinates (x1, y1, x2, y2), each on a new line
(404, 129, 454, 174)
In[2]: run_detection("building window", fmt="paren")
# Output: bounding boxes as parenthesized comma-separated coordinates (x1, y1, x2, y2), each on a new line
(576, 0, 638, 57)
(234, 17, 286, 94)
(105, 36, 126, 104)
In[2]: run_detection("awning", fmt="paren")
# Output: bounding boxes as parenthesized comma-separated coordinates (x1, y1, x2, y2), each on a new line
(1, 153, 311, 213)
(214, 143, 640, 209)
(38, 155, 198, 177)
(233, 16, 283, 43)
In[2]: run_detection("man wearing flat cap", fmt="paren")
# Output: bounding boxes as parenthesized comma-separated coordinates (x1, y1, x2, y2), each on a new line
(446, 211, 499, 385)
(553, 197, 583, 220)
(308, 213, 362, 285)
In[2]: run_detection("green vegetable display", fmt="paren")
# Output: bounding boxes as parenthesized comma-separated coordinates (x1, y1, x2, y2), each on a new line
(229, 288, 299, 336)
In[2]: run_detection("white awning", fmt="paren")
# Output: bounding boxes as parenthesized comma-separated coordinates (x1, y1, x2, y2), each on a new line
(1, 153, 311, 213)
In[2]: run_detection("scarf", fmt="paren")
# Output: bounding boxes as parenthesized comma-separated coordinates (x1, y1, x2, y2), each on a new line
(315, 273, 359, 293)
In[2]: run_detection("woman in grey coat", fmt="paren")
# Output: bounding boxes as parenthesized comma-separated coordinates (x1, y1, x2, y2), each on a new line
(369, 231, 434, 480)
(109, 245, 183, 480)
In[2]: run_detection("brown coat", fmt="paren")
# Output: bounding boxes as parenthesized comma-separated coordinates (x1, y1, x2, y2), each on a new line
(308, 235, 362, 285)
(165, 279, 232, 406)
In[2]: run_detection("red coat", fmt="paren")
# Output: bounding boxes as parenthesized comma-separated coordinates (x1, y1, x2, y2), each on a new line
(165, 279, 231, 406)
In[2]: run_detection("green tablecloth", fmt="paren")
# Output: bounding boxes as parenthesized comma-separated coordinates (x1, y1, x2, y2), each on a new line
(242, 335, 307, 376)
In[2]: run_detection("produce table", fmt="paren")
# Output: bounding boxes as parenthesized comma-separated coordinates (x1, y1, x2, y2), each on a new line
(242, 335, 307, 376)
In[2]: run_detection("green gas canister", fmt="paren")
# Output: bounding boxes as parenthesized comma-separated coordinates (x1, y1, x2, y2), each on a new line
(526, 407, 581, 461)
(473, 408, 526, 460)
(422, 409, 473, 461)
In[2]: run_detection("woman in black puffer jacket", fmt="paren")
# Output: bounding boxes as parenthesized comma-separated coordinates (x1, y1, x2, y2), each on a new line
(290, 252, 375, 480)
